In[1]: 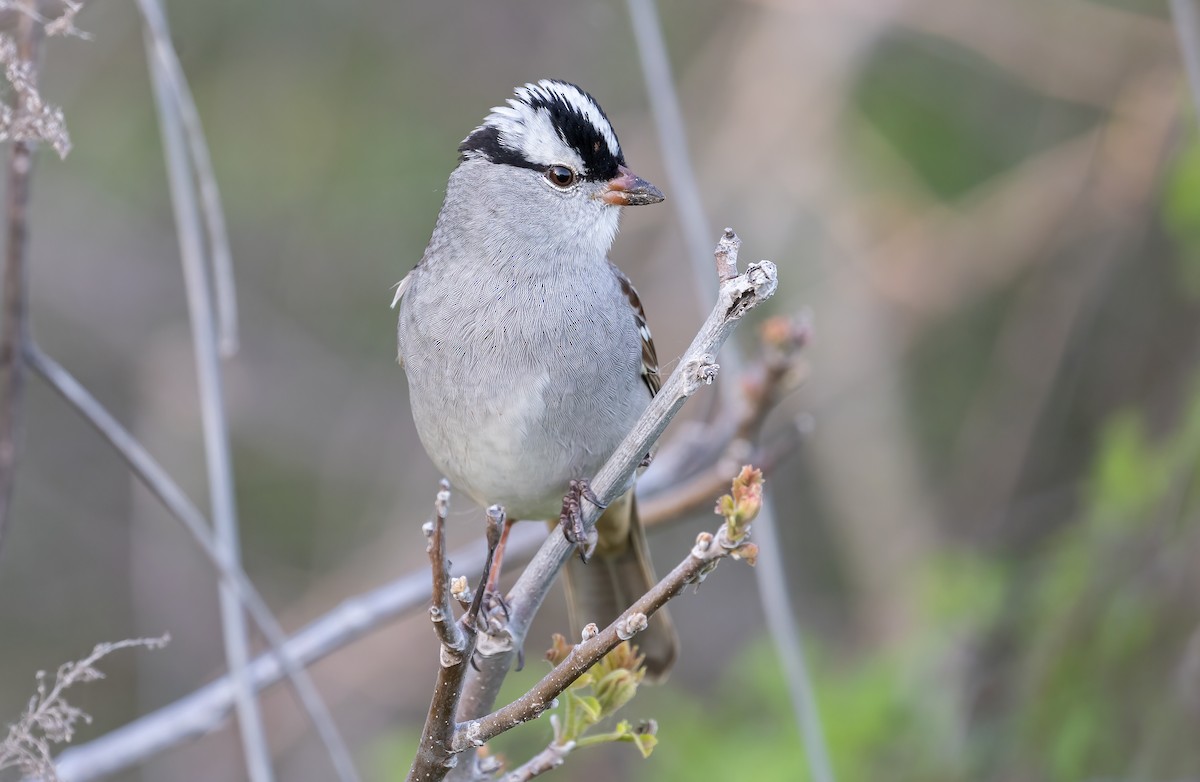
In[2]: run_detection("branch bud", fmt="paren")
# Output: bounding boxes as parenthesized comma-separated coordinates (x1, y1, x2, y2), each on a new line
(616, 612, 648, 640)
(450, 576, 472, 606)
(715, 465, 764, 543)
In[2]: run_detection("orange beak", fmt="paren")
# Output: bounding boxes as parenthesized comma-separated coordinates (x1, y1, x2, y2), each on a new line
(601, 165, 665, 206)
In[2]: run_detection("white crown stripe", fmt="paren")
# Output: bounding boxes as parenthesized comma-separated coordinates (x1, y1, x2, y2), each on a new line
(472, 80, 621, 174)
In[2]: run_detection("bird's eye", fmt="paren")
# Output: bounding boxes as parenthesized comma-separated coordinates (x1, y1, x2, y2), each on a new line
(545, 165, 577, 188)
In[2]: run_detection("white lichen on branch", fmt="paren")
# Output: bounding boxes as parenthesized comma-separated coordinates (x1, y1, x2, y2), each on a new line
(0, 635, 169, 781)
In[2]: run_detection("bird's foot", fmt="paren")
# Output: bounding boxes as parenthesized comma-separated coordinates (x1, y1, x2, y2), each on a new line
(483, 588, 510, 623)
(560, 478, 604, 563)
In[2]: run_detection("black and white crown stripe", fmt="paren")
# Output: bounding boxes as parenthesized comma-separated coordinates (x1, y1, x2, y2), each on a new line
(459, 80, 626, 182)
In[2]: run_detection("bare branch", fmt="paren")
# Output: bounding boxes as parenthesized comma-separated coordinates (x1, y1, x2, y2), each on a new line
(25, 342, 360, 782)
(0, 5, 38, 556)
(408, 499, 504, 782)
(499, 742, 572, 782)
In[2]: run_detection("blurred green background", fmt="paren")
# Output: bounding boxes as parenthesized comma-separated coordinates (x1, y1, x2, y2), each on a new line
(3, 0, 1200, 780)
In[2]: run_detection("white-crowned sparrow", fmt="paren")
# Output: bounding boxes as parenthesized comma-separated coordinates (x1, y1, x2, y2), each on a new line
(393, 80, 677, 678)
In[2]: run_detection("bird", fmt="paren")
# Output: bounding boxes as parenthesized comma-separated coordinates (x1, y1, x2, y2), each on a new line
(393, 79, 678, 679)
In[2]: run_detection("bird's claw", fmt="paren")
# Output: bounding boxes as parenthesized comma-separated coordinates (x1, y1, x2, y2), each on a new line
(561, 478, 603, 563)
(483, 589, 510, 623)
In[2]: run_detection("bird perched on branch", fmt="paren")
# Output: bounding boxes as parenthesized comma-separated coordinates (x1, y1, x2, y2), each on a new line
(393, 79, 677, 679)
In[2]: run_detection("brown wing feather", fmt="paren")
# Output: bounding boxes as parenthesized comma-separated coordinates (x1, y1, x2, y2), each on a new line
(610, 263, 660, 397)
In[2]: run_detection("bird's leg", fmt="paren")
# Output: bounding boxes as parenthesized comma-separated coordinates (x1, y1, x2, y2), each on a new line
(560, 477, 605, 562)
(470, 510, 519, 672)
(482, 517, 516, 619)
(485, 517, 516, 593)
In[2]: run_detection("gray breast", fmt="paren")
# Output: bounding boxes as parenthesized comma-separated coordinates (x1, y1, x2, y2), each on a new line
(397, 254, 647, 520)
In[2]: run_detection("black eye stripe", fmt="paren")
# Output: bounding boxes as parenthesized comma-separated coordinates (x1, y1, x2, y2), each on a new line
(459, 125, 542, 172)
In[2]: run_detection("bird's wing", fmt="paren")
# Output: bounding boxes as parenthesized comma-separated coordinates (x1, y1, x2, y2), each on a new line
(609, 263, 660, 397)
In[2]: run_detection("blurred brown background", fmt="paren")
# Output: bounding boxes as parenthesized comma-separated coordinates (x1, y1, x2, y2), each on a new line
(3, 0, 1199, 780)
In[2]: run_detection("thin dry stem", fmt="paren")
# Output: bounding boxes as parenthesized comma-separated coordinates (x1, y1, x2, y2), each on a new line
(0, 635, 169, 780)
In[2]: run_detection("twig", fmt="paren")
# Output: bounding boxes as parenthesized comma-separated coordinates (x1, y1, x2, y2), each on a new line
(25, 342, 360, 782)
(425, 480, 468, 655)
(145, 24, 271, 782)
(625, 4, 836, 782)
(135, 0, 238, 356)
(499, 742, 572, 782)
(408, 496, 503, 781)
(0, 6, 39, 556)
(1, 635, 170, 780)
